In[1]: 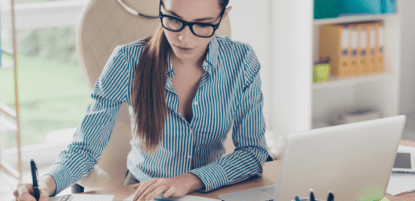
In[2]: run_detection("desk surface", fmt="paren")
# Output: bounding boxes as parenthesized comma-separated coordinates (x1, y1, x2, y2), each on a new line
(87, 140, 415, 201)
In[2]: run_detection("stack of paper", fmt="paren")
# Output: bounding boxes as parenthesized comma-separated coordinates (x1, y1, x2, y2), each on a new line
(122, 193, 220, 201)
(386, 145, 415, 196)
(48, 194, 114, 201)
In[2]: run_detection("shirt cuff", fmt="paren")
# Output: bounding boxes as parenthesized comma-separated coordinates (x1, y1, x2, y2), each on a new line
(45, 164, 73, 196)
(189, 162, 228, 193)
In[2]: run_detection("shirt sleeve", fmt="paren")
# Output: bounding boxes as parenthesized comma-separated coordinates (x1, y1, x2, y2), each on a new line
(190, 44, 268, 193)
(45, 45, 130, 196)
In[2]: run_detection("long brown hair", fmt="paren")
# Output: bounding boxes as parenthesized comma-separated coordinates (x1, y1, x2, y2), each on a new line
(131, 0, 230, 153)
(131, 25, 169, 153)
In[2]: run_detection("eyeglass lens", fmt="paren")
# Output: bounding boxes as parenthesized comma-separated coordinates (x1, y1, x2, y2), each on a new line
(162, 16, 215, 37)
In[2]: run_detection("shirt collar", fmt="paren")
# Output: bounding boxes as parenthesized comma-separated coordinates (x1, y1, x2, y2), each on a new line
(166, 50, 174, 77)
(166, 34, 219, 76)
(202, 34, 219, 75)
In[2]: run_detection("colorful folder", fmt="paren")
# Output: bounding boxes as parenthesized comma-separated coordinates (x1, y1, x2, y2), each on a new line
(364, 22, 377, 74)
(338, 0, 382, 14)
(350, 24, 361, 75)
(314, 0, 339, 19)
(320, 23, 354, 78)
(374, 21, 385, 73)
(357, 23, 369, 74)
(381, 0, 397, 14)
(319, 21, 385, 78)
(338, 0, 397, 15)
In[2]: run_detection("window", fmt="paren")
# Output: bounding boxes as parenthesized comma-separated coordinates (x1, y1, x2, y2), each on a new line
(0, 0, 90, 149)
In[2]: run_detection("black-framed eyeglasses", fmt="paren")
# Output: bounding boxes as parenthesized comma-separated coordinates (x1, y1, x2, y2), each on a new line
(159, 1, 225, 38)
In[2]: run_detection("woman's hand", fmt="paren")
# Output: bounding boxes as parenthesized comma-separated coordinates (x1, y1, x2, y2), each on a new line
(132, 173, 204, 201)
(13, 175, 56, 201)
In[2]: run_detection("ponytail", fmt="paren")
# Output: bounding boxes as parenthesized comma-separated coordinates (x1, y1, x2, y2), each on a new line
(131, 25, 170, 153)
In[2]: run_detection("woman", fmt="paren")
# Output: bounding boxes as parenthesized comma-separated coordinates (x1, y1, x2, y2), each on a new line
(14, 0, 268, 200)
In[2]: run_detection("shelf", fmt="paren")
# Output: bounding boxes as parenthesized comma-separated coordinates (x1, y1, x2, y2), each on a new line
(314, 13, 398, 25)
(0, 116, 17, 133)
(312, 70, 395, 90)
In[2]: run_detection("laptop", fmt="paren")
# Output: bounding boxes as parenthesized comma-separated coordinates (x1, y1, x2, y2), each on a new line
(218, 115, 406, 201)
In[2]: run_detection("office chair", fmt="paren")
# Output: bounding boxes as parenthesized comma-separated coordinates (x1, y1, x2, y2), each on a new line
(72, 0, 232, 193)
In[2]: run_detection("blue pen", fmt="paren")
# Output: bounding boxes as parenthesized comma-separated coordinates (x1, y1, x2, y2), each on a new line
(310, 188, 315, 201)
(327, 190, 334, 201)
(295, 196, 301, 201)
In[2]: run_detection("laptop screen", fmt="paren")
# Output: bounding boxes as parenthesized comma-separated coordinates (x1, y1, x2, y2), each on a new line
(394, 152, 411, 169)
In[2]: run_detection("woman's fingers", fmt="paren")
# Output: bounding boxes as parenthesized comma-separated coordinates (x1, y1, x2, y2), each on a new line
(137, 181, 165, 201)
(133, 183, 141, 190)
(17, 184, 34, 201)
(38, 187, 50, 201)
(163, 186, 176, 198)
(13, 189, 18, 198)
(14, 183, 50, 201)
(133, 179, 158, 201)
(144, 185, 169, 200)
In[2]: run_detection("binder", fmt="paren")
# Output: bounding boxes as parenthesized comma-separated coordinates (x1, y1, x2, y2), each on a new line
(319, 24, 354, 78)
(374, 21, 385, 73)
(314, 0, 339, 20)
(381, 0, 397, 14)
(356, 23, 369, 75)
(338, 0, 382, 14)
(365, 22, 377, 74)
(350, 24, 361, 75)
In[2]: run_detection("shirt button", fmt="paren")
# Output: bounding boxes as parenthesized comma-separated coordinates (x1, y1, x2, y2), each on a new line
(187, 155, 192, 159)
(194, 101, 198, 105)
(190, 130, 193, 134)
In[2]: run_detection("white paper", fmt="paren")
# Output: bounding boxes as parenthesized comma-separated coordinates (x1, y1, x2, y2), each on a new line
(48, 194, 114, 201)
(122, 193, 220, 201)
(386, 172, 415, 196)
(397, 144, 415, 153)
(385, 145, 415, 196)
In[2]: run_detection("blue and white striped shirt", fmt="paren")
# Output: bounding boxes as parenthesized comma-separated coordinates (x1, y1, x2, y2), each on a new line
(47, 34, 268, 195)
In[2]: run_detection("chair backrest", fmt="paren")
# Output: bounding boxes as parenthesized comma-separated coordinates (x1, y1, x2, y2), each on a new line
(76, 0, 231, 186)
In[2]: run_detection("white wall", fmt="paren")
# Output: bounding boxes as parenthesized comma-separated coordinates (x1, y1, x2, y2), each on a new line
(399, 0, 415, 116)
(228, 0, 271, 127)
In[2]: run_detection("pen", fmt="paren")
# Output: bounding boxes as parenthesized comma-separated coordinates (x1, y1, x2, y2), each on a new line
(295, 196, 301, 201)
(327, 190, 334, 201)
(30, 159, 40, 201)
(310, 188, 315, 201)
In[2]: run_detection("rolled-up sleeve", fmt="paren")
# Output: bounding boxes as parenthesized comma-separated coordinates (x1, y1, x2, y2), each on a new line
(190, 44, 268, 192)
(45, 45, 130, 196)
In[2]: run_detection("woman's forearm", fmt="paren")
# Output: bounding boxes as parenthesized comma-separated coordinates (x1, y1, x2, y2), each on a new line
(182, 173, 204, 191)
(40, 175, 57, 196)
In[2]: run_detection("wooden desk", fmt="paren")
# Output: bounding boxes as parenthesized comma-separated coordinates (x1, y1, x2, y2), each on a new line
(87, 140, 415, 201)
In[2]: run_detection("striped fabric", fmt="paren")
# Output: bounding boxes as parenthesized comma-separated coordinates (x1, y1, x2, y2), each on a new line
(46, 34, 268, 196)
